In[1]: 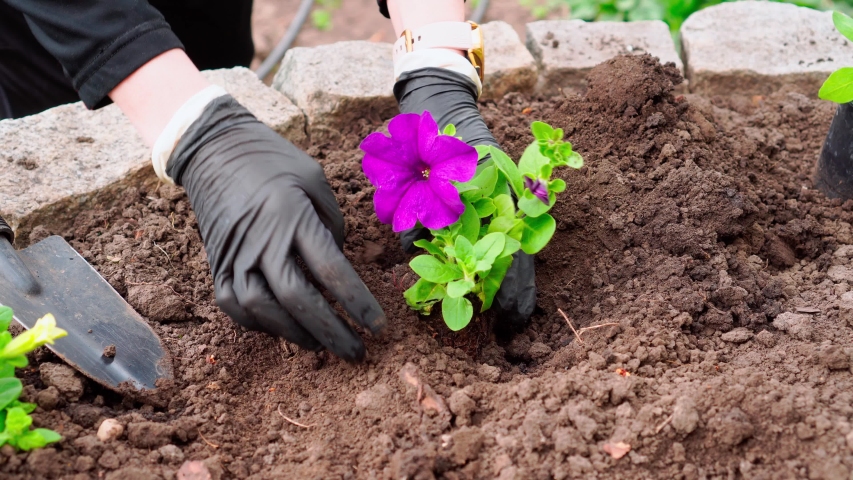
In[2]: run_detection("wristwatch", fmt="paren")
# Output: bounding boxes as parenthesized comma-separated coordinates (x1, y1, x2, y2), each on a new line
(392, 21, 485, 83)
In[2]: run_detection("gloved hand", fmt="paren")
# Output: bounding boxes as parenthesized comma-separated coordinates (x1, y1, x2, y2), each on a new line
(166, 95, 386, 361)
(394, 67, 536, 328)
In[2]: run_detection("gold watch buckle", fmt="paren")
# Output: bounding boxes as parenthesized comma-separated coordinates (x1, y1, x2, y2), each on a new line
(467, 21, 485, 84)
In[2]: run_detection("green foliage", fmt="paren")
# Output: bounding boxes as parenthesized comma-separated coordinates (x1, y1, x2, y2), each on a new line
(312, 0, 341, 31)
(0, 307, 66, 451)
(404, 121, 583, 330)
(519, 0, 853, 32)
(820, 11, 853, 103)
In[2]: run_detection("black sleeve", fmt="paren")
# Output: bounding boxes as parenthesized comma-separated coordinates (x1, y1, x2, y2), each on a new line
(376, 1, 466, 19)
(2, 0, 184, 109)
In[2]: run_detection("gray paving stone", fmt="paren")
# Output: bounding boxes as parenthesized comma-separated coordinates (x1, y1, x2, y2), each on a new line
(272, 41, 398, 142)
(0, 67, 304, 243)
(526, 19, 682, 95)
(481, 21, 538, 100)
(681, 2, 853, 96)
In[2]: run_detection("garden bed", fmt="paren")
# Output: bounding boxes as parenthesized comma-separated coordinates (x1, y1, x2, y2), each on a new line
(4, 54, 853, 479)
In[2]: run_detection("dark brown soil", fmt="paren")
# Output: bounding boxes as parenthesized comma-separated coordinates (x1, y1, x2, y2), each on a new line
(5, 54, 853, 479)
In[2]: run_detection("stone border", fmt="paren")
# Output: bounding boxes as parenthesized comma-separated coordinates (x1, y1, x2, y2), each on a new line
(3, 4, 850, 235)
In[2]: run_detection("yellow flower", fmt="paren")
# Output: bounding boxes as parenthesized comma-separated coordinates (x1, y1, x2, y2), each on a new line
(0, 314, 67, 359)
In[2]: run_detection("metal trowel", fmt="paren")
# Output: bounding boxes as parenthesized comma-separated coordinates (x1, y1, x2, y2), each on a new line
(0, 214, 173, 392)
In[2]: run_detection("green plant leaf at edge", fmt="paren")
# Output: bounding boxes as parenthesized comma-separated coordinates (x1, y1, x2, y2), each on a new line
(480, 256, 513, 311)
(819, 67, 853, 104)
(0, 377, 23, 411)
(520, 214, 557, 255)
(834, 11, 853, 43)
(473, 232, 506, 266)
(409, 256, 461, 284)
(446, 279, 475, 298)
(413, 239, 446, 260)
(0, 307, 12, 331)
(404, 278, 446, 307)
(442, 296, 474, 331)
(518, 190, 555, 218)
(489, 146, 523, 197)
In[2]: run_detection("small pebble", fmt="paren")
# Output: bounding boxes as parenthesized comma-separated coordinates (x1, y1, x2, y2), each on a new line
(103, 345, 116, 358)
(97, 419, 124, 442)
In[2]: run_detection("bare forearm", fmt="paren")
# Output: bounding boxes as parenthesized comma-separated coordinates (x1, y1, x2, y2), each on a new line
(108, 49, 211, 146)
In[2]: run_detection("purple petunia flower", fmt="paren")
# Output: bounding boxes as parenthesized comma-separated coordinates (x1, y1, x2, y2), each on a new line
(360, 111, 478, 232)
(524, 177, 550, 205)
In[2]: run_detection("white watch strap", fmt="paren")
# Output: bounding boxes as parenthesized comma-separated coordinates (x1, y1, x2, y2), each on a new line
(392, 21, 482, 97)
(151, 85, 228, 185)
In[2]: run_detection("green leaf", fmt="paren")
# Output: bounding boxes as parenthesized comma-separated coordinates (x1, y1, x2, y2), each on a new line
(473, 198, 496, 218)
(457, 200, 480, 245)
(453, 236, 475, 264)
(566, 151, 584, 169)
(0, 331, 11, 351)
(550, 179, 567, 193)
(442, 297, 473, 331)
(413, 239, 446, 260)
(3, 407, 31, 434)
(518, 143, 550, 178)
(446, 279, 475, 298)
(835, 11, 853, 43)
(493, 172, 512, 197)
(16, 429, 61, 451)
(460, 165, 498, 201)
(404, 279, 446, 308)
(489, 146, 523, 197)
(518, 190, 555, 218)
(493, 194, 516, 219)
(520, 214, 557, 255)
(531, 121, 555, 142)
(409, 256, 461, 284)
(473, 232, 506, 267)
(5, 356, 26, 369)
(819, 67, 853, 104)
(0, 363, 14, 379)
(499, 236, 521, 258)
(0, 378, 23, 411)
(443, 124, 457, 136)
(9, 401, 36, 414)
(0, 307, 12, 332)
(475, 145, 491, 161)
(480, 256, 513, 311)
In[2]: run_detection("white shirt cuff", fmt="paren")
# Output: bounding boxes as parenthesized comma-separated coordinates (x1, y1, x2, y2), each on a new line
(151, 85, 228, 185)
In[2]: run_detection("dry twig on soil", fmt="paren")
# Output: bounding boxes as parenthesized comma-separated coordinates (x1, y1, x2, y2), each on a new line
(655, 413, 674, 434)
(277, 405, 313, 429)
(558, 309, 619, 345)
(197, 429, 219, 449)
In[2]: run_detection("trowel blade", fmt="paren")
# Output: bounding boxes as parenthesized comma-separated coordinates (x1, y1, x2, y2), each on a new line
(0, 236, 173, 391)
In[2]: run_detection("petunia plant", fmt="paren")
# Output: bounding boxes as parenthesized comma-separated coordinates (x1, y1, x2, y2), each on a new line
(820, 11, 853, 103)
(0, 306, 66, 451)
(360, 112, 582, 331)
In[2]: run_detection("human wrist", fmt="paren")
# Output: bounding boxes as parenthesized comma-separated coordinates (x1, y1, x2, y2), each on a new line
(109, 49, 212, 146)
(151, 86, 229, 184)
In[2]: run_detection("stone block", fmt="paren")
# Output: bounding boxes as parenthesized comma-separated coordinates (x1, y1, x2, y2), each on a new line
(481, 21, 538, 100)
(681, 2, 853, 96)
(526, 20, 682, 95)
(273, 41, 398, 142)
(0, 67, 304, 243)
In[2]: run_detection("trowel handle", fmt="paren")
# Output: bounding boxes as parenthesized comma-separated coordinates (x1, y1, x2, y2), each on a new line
(0, 214, 40, 295)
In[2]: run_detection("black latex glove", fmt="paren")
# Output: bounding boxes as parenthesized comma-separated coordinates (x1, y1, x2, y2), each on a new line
(394, 68, 536, 328)
(166, 96, 386, 361)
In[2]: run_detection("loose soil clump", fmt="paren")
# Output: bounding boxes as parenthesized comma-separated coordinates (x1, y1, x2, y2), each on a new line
(4, 54, 853, 479)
